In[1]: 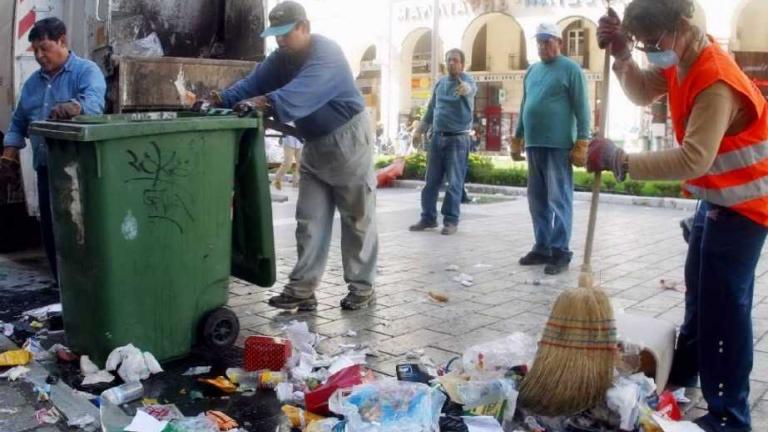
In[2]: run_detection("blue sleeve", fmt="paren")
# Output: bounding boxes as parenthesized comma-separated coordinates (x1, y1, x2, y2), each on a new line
(266, 50, 347, 122)
(3, 81, 31, 148)
(421, 82, 438, 129)
(219, 55, 279, 108)
(460, 73, 477, 111)
(570, 65, 591, 140)
(76, 63, 106, 115)
(515, 70, 529, 139)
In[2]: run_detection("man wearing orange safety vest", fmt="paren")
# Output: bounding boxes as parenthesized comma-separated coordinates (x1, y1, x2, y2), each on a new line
(592, 1, 767, 431)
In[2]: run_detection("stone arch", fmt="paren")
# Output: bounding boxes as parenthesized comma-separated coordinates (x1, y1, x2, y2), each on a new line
(557, 16, 602, 72)
(461, 12, 527, 72)
(730, 0, 768, 52)
(399, 28, 443, 118)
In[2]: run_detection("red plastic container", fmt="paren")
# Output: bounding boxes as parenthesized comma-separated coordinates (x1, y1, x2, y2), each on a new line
(244, 336, 292, 371)
(305, 365, 371, 415)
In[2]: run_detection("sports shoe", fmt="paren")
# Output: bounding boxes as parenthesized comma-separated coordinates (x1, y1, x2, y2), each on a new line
(268, 293, 317, 311)
(340, 293, 375, 310)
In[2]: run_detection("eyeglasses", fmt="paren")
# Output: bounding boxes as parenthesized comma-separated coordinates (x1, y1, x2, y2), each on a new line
(634, 31, 667, 53)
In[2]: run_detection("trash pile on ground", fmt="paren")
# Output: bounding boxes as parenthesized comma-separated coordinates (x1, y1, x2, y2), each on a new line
(1, 302, 707, 431)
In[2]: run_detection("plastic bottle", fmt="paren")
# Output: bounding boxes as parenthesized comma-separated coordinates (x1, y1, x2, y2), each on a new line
(225, 367, 287, 390)
(456, 378, 514, 408)
(101, 382, 143, 405)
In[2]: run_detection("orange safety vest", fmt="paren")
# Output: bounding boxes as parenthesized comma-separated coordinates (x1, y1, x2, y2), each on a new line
(663, 38, 768, 227)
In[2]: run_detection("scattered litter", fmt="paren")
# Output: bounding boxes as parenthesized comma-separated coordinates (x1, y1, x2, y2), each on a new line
(124, 32, 164, 58)
(672, 387, 691, 404)
(452, 273, 474, 287)
(30, 321, 44, 329)
(245, 335, 293, 371)
(190, 390, 204, 400)
(3, 323, 13, 336)
(82, 369, 115, 386)
(660, 279, 685, 292)
(35, 407, 61, 425)
(125, 410, 168, 432)
(182, 366, 212, 376)
(463, 416, 504, 432)
(22, 303, 62, 320)
(523, 279, 555, 286)
(198, 376, 237, 393)
(49, 344, 78, 362)
(138, 404, 184, 423)
(102, 382, 144, 405)
(206, 410, 238, 431)
(282, 405, 326, 428)
(24, 338, 53, 361)
(34, 383, 51, 401)
(462, 333, 537, 377)
(473, 263, 493, 269)
(0, 365, 30, 381)
(0, 349, 32, 366)
(344, 330, 358, 337)
(428, 291, 449, 302)
(651, 413, 706, 432)
(67, 414, 97, 429)
(71, 389, 99, 400)
(168, 415, 219, 432)
(106, 344, 163, 382)
(445, 264, 460, 272)
(80, 355, 99, 375)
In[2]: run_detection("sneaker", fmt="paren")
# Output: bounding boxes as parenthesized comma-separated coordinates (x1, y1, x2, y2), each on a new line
(340, 293, 375, 310)
(518, 251, 550, 266)
(409, 220, 438, 231)
(268, 293, 317, 311)
(441, 224, 458, 235)
(544, 252, 571, 275)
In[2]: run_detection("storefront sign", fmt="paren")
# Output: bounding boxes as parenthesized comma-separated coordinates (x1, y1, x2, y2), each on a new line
(470, 71, 603, 82)
(396, 0, 600, 22)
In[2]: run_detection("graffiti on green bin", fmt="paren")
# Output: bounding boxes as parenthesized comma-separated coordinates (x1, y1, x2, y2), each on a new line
(125, 141, 194, 233)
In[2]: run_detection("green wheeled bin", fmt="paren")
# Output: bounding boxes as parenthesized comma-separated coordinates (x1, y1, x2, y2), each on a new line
(29, 112, 276, 365)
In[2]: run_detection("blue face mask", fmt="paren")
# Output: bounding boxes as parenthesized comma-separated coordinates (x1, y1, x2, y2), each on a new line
(646, 50, 679, 69)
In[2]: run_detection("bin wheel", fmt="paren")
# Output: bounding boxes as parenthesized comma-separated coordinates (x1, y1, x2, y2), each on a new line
(201, 308, 240, 349)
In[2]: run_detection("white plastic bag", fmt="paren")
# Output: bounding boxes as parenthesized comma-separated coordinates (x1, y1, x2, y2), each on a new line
(462, 333, 537, 377)
(124, 32, 164, 57)
(606, 373, 657, 430)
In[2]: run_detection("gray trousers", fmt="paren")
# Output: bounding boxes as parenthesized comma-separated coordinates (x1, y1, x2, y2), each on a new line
(283, 112, 378, 298)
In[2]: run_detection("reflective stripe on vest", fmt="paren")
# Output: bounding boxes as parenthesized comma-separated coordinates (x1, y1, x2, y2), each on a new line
(708, 140, 768, 175)
(684, 175, 768, 207)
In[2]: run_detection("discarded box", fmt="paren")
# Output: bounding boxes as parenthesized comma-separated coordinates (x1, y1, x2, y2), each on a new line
(244, 336, 292, 372)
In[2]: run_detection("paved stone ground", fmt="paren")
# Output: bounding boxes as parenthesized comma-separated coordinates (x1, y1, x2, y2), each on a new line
(2, 186, 767, 428)
(234, 186, 768, 427)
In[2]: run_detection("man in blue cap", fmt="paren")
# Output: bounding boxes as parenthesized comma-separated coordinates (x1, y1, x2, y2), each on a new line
(201, 1, 378, 311)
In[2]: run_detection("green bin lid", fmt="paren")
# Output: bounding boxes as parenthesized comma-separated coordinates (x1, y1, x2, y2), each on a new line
(29, 111, 260, 142)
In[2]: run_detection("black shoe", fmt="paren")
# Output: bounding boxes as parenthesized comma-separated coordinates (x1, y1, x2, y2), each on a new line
(441, 224, 457, 235)
(518, 251, 550, 266)
(409, 220, 438, 231)
(544, 251, 572, 275)
(268, 293, 318, 311)
(340, 293, 375, 310)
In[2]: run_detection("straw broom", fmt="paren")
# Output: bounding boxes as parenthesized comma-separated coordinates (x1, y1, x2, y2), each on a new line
(517, 8, 618, 416)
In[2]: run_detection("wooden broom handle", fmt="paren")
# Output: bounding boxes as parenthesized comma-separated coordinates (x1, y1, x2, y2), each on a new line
(581, 38, 613, 272)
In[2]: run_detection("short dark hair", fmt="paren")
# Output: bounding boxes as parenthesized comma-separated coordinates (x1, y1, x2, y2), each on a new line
(445, 48, 465, 64)
(622, 0, 694, 40)
(28, 17, 67, 42)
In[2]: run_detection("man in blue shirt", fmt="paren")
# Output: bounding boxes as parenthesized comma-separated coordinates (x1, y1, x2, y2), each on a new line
(1, 17, 106, 283)
(512, 22, 590, 275)
(409, 49, 477, 235)
(201, 1, 377, 311)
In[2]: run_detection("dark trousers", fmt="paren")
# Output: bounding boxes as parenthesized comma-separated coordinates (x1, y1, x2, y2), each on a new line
(36, 167, 58, 284)
(669, 202, 767, 431)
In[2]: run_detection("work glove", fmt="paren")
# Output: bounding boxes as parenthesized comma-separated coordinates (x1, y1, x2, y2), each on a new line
(597, 8, 631, 60)
(191, 90, 223, 112)
(587, 137, 627, 181)
(233, 95, 271, 117)
(511, 137, 525, 162)
(571, 139, 588, 167)
(455, 80, 472, 97)
(49, 101, 82, 120)
(0, 154, 21, 184)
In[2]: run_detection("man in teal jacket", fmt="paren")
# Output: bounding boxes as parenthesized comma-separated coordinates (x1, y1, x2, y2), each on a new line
(512, 22, 591, 275)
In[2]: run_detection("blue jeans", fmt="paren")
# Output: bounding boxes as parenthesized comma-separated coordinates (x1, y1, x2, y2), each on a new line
(669, 202, 766, 431)
(36, 167, 58, 284)
(420, 134, 470, 226)
(526, 147, 573, 258)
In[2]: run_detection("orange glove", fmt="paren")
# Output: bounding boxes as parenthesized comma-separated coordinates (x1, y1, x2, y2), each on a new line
(571, 139, 588, 167)
(511, 137, 525, 161)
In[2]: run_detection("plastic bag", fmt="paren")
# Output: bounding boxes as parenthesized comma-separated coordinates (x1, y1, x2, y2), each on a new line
(124, 32, 164, 57)
(166, 415, 219, 432)
(606, 373, 657, 430)
(0, 349, 32, 366)
(455, 378, 515, 409)
(462, 333, 537, 377)
(105, 344, 163, 382)
(329, 380, 444, 432)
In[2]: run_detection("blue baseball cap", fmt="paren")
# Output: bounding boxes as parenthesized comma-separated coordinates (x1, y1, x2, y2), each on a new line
(261, 1, 307, 38)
